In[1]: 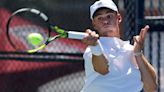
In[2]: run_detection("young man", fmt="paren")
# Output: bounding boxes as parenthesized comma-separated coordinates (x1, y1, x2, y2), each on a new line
(81, 0, 157, 92)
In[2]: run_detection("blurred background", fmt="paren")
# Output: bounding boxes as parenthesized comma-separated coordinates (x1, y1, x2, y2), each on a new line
(0, 0, 163, 92)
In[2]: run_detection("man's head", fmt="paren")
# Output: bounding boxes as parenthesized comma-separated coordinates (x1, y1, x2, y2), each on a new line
(90, 0, 122, 37)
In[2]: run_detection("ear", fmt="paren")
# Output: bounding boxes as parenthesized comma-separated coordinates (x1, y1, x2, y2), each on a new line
(117, 13, 122, 24)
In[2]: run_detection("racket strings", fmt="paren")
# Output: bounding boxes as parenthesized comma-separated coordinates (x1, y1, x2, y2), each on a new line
(8, 12, 50, 52)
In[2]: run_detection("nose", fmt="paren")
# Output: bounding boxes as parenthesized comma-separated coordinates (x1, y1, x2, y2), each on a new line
(101, 18, 110, 25)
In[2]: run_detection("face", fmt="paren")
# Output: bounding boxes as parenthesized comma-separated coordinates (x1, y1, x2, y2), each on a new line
(92, 8, 122, 37)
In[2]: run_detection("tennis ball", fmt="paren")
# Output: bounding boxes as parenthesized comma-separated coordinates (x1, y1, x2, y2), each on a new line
(27, 33, 44, 46)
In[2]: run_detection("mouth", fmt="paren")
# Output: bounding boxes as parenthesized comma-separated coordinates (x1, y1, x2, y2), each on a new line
(103, 26, 114, 30)
(103, 24, 113, 28)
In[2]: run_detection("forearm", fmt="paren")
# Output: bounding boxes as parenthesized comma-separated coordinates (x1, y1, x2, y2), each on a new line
(135, 54, 157, 92)
(88, 40, 109, 75)
(92, 54, 109, 75)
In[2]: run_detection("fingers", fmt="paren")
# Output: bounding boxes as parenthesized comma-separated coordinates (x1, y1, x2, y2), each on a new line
(140, 25, 149, 40)
(82, 29, 99, 46)
(86, 29, 99, 38)
(133, 35, 140, 46)
(133, 35, 143, 52)
(133, 25, 149, 52)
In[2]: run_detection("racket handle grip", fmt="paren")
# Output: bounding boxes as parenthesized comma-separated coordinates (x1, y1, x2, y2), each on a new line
(67, 31, 87, 40)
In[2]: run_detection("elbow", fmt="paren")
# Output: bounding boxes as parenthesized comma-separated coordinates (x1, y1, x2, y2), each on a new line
(144, 82, 158, 92)
(100, 71, 109, 75)
(149, 78, 158, 92)
(144, 87, 157, 92)
(94, 68, 109, 75)
(150, 85, 158, 92)
(153, 82, 158, 92)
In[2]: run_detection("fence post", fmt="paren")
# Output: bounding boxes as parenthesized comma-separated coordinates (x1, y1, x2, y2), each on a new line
(136, 0, 144, 34)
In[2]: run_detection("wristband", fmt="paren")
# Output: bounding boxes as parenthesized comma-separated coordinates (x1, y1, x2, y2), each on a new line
(89, 44, 102, 56)
(134, 50, 143, 56)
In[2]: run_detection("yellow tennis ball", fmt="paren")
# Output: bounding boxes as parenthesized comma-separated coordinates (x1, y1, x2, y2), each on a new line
(27, 33, 44, 46)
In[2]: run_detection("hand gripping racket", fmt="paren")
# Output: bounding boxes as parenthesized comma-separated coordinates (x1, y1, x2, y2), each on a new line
(6, 8, 87, 53)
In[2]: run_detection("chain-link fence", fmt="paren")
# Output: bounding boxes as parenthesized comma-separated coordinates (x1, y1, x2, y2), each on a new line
(144, 0, 164, 92)
(123, 0, 164, 92)
(0, 0, 90, 92)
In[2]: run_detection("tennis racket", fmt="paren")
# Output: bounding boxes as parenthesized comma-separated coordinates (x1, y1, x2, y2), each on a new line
(6, 8, 87, 53)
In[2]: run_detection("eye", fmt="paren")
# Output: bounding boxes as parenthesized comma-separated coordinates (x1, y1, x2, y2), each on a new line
(107, 15, 111, 19)
(97, 17, 103, 21)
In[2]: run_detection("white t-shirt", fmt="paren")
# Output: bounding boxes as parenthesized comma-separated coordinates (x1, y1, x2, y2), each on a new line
(81, 37, 143, 92)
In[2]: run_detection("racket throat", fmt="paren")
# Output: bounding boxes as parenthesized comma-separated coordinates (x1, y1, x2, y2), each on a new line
(52, 26, 87, 40)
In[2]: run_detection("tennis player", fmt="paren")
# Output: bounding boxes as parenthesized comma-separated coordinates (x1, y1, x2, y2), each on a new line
(81, 0, 157, 92)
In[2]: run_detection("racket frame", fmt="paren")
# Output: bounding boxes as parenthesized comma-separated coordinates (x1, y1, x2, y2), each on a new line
(6, 8, 54, 53)
(6, 8, 87, 53)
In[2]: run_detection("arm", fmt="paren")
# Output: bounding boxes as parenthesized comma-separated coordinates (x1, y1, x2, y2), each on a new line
(82, 29, 109, 75)
(135, 53, 157, 92)
(92, 54, 109, 75)
(133, 25, 157, 92)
